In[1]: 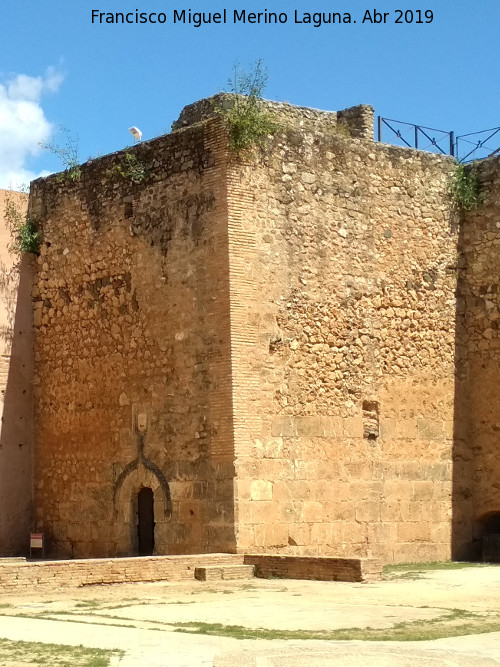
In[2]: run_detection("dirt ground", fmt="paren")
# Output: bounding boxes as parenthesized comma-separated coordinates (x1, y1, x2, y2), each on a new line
(1, 563, 500, 665)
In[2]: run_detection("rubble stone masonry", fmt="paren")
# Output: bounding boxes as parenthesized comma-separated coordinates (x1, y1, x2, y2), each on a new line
(227, 121, 459, 563)
(27, 97, 500, 562)
(454, 159, 500, 559)
(29, 120, 236, 558)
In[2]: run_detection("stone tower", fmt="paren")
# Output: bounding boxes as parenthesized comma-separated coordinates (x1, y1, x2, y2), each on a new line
(24, 96, 500, 562)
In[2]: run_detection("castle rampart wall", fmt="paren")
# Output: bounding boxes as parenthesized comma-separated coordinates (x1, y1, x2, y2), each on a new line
(454, 156, 500, 559)
(226, 129, 459, 562)
(172, 94, 374, 140)
(29, 121, 236, 558)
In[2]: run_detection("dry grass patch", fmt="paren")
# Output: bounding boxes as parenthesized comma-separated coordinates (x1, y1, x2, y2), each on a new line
(382, 561, 489, 581)
(0, 637, 121, 666)
(172, 608, 500, 642)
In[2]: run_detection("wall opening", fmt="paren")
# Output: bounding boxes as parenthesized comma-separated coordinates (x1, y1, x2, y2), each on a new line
(478, 511, 500, 563)
(137, 487, 155, 556)
(362, 400, 379, 440)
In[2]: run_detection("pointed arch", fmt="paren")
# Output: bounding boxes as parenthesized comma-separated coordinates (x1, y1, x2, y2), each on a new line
(113, 462, 172, 522)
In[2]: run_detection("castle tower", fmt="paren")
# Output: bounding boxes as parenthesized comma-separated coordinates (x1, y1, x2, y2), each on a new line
(27, 97, 500, 562)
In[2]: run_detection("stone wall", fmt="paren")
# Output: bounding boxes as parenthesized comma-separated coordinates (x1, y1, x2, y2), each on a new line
(29, 120, 237, 558)
(226, 128, 459, 562)
(454, 157, 500, 559)
(172, 94, 374, 140)
(0, 553, 246, 593)
(29, 96, 500, 564)
(244, 554, 381, 582)
(0, 552, 380, 592)
(0, 190, 33, 556)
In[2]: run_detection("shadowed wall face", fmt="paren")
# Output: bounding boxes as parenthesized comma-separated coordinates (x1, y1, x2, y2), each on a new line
(455, 158, 500, 559)
(0, 190, 33, 556)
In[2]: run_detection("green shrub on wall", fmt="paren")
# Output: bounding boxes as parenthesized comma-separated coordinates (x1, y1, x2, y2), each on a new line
(113, 149, 150, 184)
(450, 162, 483, 211)
(218, 60, 277, 155)
(4, 193, 40, 256)
(15, 217, 40, 254)
(40, 128, 82, 183)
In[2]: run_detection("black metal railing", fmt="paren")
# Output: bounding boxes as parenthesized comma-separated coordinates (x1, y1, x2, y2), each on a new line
(456, 127, 500, 163)
(377, 116, 500, 163)
(377, 117, 455, 157)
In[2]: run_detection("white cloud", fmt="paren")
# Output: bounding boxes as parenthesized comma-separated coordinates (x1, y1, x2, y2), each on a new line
(0, 68, 63, 189)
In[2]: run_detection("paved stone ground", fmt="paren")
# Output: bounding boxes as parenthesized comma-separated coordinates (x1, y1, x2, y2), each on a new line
(1, 565, 500, 665)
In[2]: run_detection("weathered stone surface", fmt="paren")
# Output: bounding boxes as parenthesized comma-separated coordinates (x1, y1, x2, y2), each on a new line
(454, 158, 500, 560)
(172, 94, 374, 140)
(29, 120, 237, 558)
(226, 118, 459, 563)
(22, 95, 500, 564)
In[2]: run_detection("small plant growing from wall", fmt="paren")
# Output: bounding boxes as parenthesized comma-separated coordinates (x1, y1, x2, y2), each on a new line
(4, 191, 40, 256)
(218, 60, 277, 155)
(450, 162, 483, 211)
(40, 127, 82, 182)
(113, 149, 150, 184)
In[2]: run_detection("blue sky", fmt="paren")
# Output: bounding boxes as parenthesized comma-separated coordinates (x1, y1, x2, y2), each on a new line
(1, 0, 499, 187)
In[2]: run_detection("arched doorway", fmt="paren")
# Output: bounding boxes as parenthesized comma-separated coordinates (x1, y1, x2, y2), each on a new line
(137, 487, 155, 556)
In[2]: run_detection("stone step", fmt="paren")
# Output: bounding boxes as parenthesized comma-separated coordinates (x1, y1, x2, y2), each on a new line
(194, 564, 255, 581)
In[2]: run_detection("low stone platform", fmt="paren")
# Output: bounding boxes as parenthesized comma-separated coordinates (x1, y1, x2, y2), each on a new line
(245, 554, 382, 582)
(0, 553, 246, 593)
(0, 553, 380, 594)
